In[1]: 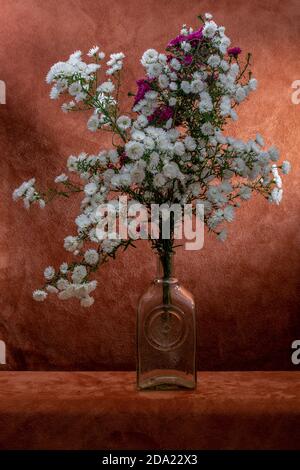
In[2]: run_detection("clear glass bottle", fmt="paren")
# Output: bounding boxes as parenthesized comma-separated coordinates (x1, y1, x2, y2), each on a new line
(137, 252, 196, 390)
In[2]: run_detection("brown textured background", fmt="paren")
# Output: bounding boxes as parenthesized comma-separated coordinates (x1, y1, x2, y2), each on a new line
(0, 0, 299, 371)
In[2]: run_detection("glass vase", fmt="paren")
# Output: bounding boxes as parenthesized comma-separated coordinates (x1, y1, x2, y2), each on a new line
(137, 252, 196, 390)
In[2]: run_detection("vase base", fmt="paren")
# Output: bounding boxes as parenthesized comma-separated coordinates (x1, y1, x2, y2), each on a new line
(137, 369, 196, 391)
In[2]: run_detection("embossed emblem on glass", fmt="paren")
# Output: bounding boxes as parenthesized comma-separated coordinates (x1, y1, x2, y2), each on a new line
(144, 305, 188, 351)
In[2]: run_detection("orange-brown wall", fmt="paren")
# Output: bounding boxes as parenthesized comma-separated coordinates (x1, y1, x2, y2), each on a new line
(0, 0, 299, 370)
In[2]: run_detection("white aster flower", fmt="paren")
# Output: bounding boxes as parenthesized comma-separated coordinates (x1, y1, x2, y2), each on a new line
(189, 182, 200, 196)
(144, 136, 155, 150)
(255, 133, 264, 147)
(149, 152, 160, 168)
(239, 186, 252, 200)
(86, 63, 101, 74)
(153, 173, 166, 188)
(87, 114, 99, 132)
(141, 49, 159, 66)
(203, 21, 218, 38)
(158, 53, 167, 64)
(84, 182, 98, 196)
(68, 82, 82, 96)
(163, 162, 180, 179)
(248, 78, 258, 91)
(58, 286, 75, 300)
(144, 90, 158, 101)
(130, 164, 146, 184)
(60, 263, 69, 274)
(207, 210, 223, 228)
(101, 237, 120, 253)
(184, 136, 196, 151)
(61, 101, 76, 113)
(199, 91, 213, 112)
(173, 141, 185, 156)
(146, 63, 163, 78)
(207, 54, 221, 68)
(107, 52, 125, 66)
(270, 187, 283, 205)
(217, 229, 227, 242)
(106, 65, 121, 75)
(44, 266, 55, 281)
(271, 165, 282, 188)
(201, 122, 214, 136)
(229, 63, 239, 78)
(81, 296, 95, 307)
(55, 173, 68, 183)
(108, 149, 119, 163)
(281, 161, 291, 174)
(166, 128, 179, 142)
(169, 82, 178, 91)
(46, 285, 59, 294)
(13, 179, 35, 201)
(235, 87, 247, 103)
(72, 265, 87, 283)
(136, 115, 148, 128)
(116, 115, 131, 130)
(75, 213, 91, 229)
(64, 236, 81, 252)
(57, 278, 70, 290)
(181, 41, 191, 53)
(50, 86, 60, 100)
(191, 79, 205, 93)
(131, 130, 145, 142)
(84, 249, 99, 265)
(248, 78, 258, 90)
(67, 155, 78, 171)
(269, 146, 280, 162)
(33, 290, 48, 302)
(87, 45, 99, 57)
(220, 60, 230, 72)
(223, 205, 235, 222)
(125, 141, 144, 160)
(180, 81, 191, 94)
(69, 50, 82, 63)
(219, 36, 231, 54)
(170, 58, 181, 71)
(98, 81, 115, 94)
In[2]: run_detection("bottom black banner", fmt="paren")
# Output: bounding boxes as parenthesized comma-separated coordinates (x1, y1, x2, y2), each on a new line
(0, 450, 299, 467)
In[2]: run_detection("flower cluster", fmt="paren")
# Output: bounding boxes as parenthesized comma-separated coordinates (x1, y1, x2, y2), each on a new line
(13, 13, 291, 306)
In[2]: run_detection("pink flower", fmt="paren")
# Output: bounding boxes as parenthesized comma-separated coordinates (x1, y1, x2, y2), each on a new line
(167, 27, 203, 48)
(119, 153, 128, 166)
(183, 54, 193, 65)
(134, 79, 152, 105)
(148, 105, 173, 123)
(228, 47, 242, 58)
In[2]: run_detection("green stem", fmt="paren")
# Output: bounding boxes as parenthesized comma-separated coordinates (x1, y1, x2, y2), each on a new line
(160, 249, 172, 306)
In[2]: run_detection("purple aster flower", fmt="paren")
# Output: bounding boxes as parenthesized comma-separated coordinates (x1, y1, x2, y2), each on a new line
(119, 153, 128, 167)
(183, 54, 193, 65)
(228, 47, 242, 58)
(134, 79, 152, 105)
(167, 34, 186, 48)
(186, 28, 203, 43)
(148, 105, 173, 123)
(167, 27, 203, 48)
(159, 106, 173, 121)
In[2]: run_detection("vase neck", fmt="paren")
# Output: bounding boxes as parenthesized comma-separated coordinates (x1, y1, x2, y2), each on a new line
(156, 251, 176, 280)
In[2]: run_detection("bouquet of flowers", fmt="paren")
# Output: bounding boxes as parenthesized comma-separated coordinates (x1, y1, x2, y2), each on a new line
(13, 13, 290, 307)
